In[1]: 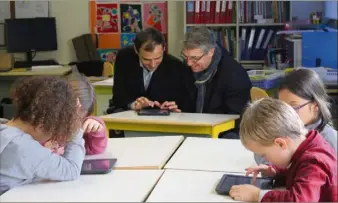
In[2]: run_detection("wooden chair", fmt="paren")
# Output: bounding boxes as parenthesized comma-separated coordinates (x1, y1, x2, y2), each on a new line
(250, 87, 269, 102)
(103, 62, 114, 77)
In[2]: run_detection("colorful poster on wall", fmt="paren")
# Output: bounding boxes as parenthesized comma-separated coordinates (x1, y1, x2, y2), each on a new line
(97, 48, 119, 63)
(143, 2, 167, 33)
(96, 3, 119, 33)
(120, 4, 142, 33)
(120, 33, 136, 48)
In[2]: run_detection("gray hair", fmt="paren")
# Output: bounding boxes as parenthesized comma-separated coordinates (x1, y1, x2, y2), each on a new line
(183, 27, 217, 53)
(240, 98, 308, 146)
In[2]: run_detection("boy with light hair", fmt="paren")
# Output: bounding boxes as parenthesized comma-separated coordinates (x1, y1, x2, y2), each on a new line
(229, 98, 337, 202)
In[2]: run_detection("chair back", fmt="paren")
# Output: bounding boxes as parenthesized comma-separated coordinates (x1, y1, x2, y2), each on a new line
(250, 87, 269, 102)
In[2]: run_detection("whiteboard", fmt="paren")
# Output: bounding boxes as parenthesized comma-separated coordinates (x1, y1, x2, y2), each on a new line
(15, 1, 49, 18)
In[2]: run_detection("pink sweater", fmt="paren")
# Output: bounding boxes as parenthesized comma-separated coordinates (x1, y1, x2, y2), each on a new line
(41, 116, 108, 155)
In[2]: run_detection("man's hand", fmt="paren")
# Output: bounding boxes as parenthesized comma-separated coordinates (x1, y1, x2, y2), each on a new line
(160, 101, 181, 112)
(132, 97, 155, 110)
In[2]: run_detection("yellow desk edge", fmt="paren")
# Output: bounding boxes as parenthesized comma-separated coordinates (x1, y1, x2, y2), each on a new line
(0, 66, 71, 76)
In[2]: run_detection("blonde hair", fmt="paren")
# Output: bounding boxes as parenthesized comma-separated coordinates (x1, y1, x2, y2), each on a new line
(240, 98, 308, 146)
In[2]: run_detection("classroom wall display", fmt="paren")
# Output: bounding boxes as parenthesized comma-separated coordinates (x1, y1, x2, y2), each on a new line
(120, 3, 142, 33)
(97, 48, 119, 63)
(90, 1, 168, 54)
(143, 2, 167, 34)
(96, 3, 119, 33)
(120, 33, 136, 48)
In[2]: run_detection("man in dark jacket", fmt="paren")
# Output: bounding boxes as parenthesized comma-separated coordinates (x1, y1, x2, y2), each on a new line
(181, 27, 252, 139)
(107, 27, 194, 115)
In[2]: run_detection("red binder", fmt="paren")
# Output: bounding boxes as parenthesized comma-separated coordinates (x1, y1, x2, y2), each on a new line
(215, 0, 221, 23)
(200, 1, 206, 24)
(193, 0, 201, 24)
(210, 1, 216, 24)
(220, 0, 227, 23)
(206, 1, 211, 24)
(227, 0, 233, 23)
(186, 1, 194, 24)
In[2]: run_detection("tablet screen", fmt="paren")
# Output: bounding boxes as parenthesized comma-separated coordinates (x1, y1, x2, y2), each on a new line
(137, 109, 170, 116)
(81, 159, 117, 175)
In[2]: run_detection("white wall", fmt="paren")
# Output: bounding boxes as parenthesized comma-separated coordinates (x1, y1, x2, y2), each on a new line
(291, 1, 324, 20)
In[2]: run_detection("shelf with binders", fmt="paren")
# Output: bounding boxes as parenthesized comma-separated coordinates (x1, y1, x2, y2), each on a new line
(185, 1, 237, 25)
(183, 1, 292, 64)
(238, 1, 291, 25)
(238, 25, 285, 62)
(186, 26, 238, 58)
(186, 24, 236, 27)
(239, 23, 286, 27)
(213, 27, 237, 58)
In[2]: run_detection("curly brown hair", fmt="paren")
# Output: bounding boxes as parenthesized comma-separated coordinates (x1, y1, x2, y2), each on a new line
(10, 76, 81, 142)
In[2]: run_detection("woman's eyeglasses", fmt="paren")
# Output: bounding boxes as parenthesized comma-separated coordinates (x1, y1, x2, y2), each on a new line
(292, 101, 312, 111)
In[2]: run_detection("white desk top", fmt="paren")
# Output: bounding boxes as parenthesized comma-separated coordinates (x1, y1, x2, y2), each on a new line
(165, 137, 256, 173)
(146, 169, 239, 202)
(1, 170, 164, 202)
(101, 111, 239, 126)
(92, 77, 114, 87)
(85, 136, 184, 169)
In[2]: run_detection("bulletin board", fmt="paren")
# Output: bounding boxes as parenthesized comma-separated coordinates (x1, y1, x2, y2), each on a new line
(89, 1, 168, 63)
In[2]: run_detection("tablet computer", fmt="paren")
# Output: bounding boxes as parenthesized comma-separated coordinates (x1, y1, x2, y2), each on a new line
(215, 174, 273, 195)
(137, 109, 170, 116)
(81, 158, 117, 175)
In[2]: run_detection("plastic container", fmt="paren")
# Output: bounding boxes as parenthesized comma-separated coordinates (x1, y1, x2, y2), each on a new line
(284, 67, 337, 85)
(324, 69, 338, 84)
(247, 70, 285, 89)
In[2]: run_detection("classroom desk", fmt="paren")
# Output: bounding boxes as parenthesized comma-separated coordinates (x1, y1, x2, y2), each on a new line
(0, 66, 72, 99)
(0, 170, 164, 202)
(147, 169, 237, 202)
(165, 137, 256, 173)
(101, 111, 239, 138)
(0, 66, 71, 77)
(92, 78, 114, 116)
(85, 136, 184, 169)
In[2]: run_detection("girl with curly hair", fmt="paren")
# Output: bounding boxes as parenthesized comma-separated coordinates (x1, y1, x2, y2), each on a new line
(0, 76, 85, 195)
(41, 73, 107, 155)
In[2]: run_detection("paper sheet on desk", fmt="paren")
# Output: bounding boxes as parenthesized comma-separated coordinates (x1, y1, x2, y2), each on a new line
(31, 65, 64, 71)
(92, 77, 114, 86)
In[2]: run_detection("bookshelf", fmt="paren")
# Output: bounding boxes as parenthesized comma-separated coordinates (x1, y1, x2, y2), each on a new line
(183, 1, 292, 65)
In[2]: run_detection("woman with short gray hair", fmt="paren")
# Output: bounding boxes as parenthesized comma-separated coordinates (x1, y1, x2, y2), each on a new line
(182, 27, 252, 139)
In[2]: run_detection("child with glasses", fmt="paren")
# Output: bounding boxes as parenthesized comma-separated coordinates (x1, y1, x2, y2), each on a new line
(255, 69, 337, 165)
